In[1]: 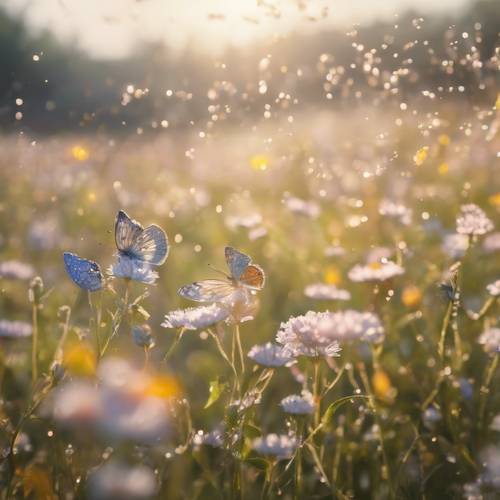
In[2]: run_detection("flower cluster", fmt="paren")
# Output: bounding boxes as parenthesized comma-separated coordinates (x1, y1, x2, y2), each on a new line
(247, 342, 294, 367)
(456, 204, 494, 236)
(163, 303, 230, 330)
(0, 319, 32, 338)
(252, 434, 298, 460)
(280, 391, 315, 415)
(304, 283, 351, 301)
(379, 199, 413, 225)
(348, 261, 405, 282)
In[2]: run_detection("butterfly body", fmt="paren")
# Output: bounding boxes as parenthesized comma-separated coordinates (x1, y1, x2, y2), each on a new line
(114, 210, 168, 266)
(178, 247, 265, 303)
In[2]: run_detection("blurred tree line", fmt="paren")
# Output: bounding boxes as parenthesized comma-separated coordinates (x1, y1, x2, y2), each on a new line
(0, 0, 498, 134)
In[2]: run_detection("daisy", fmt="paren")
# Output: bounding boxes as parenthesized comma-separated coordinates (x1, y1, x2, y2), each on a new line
(478, 328, 500, 353)
(247, 342, 294, 367)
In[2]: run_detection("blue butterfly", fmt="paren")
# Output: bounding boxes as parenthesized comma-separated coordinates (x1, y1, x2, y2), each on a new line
(63, 252, 104, 292)
(115, 210, 169, 266)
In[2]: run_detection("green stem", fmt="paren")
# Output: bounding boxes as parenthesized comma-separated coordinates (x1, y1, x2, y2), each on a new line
(31, 303, 38, 384)
(313, 358, 321, 428)
(234, 323, 245, 376)
(478, 353, 499, 433)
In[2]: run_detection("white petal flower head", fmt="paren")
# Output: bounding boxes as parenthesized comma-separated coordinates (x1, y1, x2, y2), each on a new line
(247, 342, 295, 367)
(478, 328, 500, 354)
(486, 280, 500, 297)
(379, 199, 413, 226)
(280, 391, 315, 415)
(348, 261, 405, 282)
(252, 433, 298, 460)
(162, 304, 230, 330)
(108, 255, 158, 285)
(276, 310, 384, 358)
(483, 232, 500, 253)
(456, 204, 494, 236)
(0, 260, 35, 280)
(304, 283, 351, 301)
(276, 311, 342, 358)
(0, 320, 32, 339)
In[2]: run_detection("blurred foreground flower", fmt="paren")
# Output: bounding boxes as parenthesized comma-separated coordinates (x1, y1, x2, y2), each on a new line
(252, 434, 297, 460)
(53, 357, 178, 443)
(247, 342, 294, 367)
(442, 233, 469, 259)
(456, 204, 494, 236)
(0, 319, 32, 339)
(87, 461, 157, 500)
(284, 195, 320, 218)
(348, 261, 404, 282)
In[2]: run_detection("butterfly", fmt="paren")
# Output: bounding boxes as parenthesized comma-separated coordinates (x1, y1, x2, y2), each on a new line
(115, 210, 169, 266)
(178, 247, 265, 303)
(63, 252, 104, 292)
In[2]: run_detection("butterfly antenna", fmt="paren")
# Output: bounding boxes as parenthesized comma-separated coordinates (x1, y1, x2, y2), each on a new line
(208, 263, 231, 279)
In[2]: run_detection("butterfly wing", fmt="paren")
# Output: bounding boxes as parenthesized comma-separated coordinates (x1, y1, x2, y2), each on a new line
(225, 246, 251, 280)
(115, 210, 143, 253)
(127, 224, 169, 265)
(239, 264, 265, 290)
(178, 279, 235, 303)
(63, 252, 103, 292)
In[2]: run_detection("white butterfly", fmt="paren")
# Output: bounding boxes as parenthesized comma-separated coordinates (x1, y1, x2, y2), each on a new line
(178, 247, 265, 303)
(114, 210, 169, 266)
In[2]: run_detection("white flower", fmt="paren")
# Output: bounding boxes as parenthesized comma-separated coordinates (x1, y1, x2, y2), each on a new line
(478, 328, 500, 353)
(304, 283, 351, 301)
(284, 195, 320, 218)
(280, 391, 315, 415)
(379, 199, 412, 225)
(490, 414, 500, 432)
(52, 381, 100, 426)
(276, 311, 341, 358)
(456, 204, 493, 236)
(193, 428, 224, 448)
(486, 280, 500, 297)
(249, 226, 268, 241)
(88, 461, 157, 500)
(225, 213, 262, 230)
(483, 232, 500, 253)
(442, 233, 469, 259)
(0, 320, 32, 338)
(324, 245, 346, 257)
(276, 310, 384, 358)
(162, 304, 229, 330)
(252, 434, 297, 460)
(247, 342, 294, 367)
(348, 261, 404, 282)
(108, 255, 158, 285)
(0, 260, 35, 280)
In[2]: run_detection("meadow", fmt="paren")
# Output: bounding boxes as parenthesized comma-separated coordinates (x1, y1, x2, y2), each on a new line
(0, 5, 499, 500)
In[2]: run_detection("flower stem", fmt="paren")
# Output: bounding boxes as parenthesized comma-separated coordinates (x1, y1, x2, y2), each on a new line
(313, 358, 321, 427)
(235, 323, 245, 376)
(478, 353, 499, 433)
(31, 302, 39, 384)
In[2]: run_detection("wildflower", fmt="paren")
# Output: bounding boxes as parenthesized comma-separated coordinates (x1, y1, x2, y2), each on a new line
(0, 320, 32, 339)
(456, 204, 494, 236)
(442, 233, 469, 259)
(52, 381, 100, 427)
(252, 434, 297, 460)
(413, 146, 428, 166)
(0, 260, 34, 280)
(231, 389, 262, 413)
(247, 342, 294, 367)
(486, 280, 500, 297)
(304, 283, 351, 301)
(378, 199, 412, 225)
(478, 328, 500, 353)
(324, 245, 346, 257)
(250, 154, 269, 171)
(87, 461, 157, 500)
(193, 428, 224, 448)
(280, 391, 314, 415)
(248, 226, 268, 241)
(422, 407, 442, 430)
(401, 285, 422, 308)
(284, 195, 320, 218)
(64, 343, 97, 377)
(348, 261, 404, 282)
(276, 311, 342, 358)
(108, 255, 158, 285)
(277, 310, 384, 358)
(490, 414, 500, 432)
(162, 303, 230, 330)
(480, 446, 500, 489)
(132, 324, 155, 349)
(225, 213, 263, 230)
(483, 232, 500, 253)
(372, 370, 394, 401)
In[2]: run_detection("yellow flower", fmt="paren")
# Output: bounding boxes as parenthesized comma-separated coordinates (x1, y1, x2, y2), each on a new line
(71, 145, 89, 162)
(64, 343, 96, 376)
(324, 265, 341, 285)
(489, 192, 500, 207)
(438, 162, 449, 175)
(413, 147, 428, 166)
(402, 285, 422, 308)
(250, 154, 269, 171)
(145, 374, 181, 399)
(372, 370, 393, 401)
(438, 134, 450, 146)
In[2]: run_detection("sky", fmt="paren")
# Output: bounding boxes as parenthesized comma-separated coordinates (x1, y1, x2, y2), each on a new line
(4, 0, 473, 59)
